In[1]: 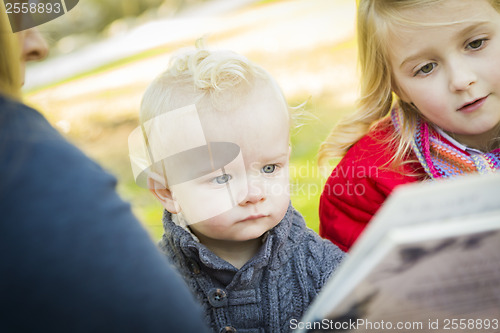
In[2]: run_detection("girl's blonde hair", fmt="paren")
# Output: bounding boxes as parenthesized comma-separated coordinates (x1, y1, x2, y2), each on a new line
(0, 1, 22, 99)
(318, 0, 500, 170)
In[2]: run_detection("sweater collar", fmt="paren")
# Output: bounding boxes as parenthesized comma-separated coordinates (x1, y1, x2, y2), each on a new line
(162, 202, 296, 273)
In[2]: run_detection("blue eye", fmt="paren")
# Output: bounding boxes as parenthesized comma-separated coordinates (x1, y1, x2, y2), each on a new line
(262, 164, 277, 174)
(212, 174, 232, 184)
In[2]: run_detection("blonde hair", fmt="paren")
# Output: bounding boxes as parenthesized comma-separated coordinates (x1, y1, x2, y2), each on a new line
(140, 41, 285, 124)
(0, 1, 22, 99)
(139, 42, 290, 187)
(318, 0, 500, 169)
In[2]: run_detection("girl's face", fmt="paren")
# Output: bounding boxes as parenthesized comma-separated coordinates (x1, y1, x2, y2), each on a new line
(389, 0, 500, 149)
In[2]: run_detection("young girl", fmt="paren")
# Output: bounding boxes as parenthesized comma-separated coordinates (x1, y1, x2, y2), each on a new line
(129, 44, 345, 332)
(318, 0, 500, 252)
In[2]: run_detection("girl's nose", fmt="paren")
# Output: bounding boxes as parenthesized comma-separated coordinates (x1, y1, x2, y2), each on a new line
(448, 58, 477, 92)
(22, 28, 48, 62)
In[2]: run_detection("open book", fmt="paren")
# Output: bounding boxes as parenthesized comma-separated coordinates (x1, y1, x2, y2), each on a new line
(297, 172, 500, 333)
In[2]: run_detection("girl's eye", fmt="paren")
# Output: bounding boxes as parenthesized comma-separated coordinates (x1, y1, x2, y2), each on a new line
(212, 174, 232, 184)
(262, 164, 277, 174)
(467, 39, 485, 50)
(415, 63, 435, 76)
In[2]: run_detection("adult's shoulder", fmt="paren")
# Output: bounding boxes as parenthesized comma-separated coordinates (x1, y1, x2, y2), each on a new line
(0, 95, 116, 205)
(0, 95, 61, 142)
(0, 96, 209, 332)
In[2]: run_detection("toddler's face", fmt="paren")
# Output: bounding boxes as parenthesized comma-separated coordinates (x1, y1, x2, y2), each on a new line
(389, 0, 500, 148)
(169, 82, 291, 242)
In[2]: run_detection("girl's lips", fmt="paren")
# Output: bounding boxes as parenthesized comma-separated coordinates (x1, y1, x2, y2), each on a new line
(458, 96, 488, 113)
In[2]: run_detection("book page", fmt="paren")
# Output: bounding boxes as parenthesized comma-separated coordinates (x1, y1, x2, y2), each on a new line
(300, 173, 500, 333)
(323, 215, 500, 332)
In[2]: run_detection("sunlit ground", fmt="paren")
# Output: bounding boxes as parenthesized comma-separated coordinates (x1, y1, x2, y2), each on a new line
(26, 0, 358, 240)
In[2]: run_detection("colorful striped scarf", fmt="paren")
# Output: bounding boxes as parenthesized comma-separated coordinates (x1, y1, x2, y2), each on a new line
(391, 106, 500, 179)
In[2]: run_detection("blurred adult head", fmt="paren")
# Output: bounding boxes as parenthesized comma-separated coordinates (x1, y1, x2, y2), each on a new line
(0, 3, 48, 99)
(0, 7, 21, 99)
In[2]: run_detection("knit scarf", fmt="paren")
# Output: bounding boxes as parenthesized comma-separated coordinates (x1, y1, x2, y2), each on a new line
(391, 106, 500, 179)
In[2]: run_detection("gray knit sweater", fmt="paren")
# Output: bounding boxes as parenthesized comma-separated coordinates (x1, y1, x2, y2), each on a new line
(159, 204, 345, 333)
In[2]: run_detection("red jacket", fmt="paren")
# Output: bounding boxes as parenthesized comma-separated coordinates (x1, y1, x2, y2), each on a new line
(319, 122, 424, 251)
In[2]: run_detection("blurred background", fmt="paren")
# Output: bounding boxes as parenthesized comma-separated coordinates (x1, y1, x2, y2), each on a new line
(25, 0, 358, 240)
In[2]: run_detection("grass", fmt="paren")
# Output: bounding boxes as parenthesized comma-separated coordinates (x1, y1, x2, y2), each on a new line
(255, 0, 286, 5)
(288, 95, 352, 233)
(26, 43, 179, 95)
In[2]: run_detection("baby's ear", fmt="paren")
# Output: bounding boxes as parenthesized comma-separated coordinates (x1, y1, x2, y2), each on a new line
(148, 175, 181, 214)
